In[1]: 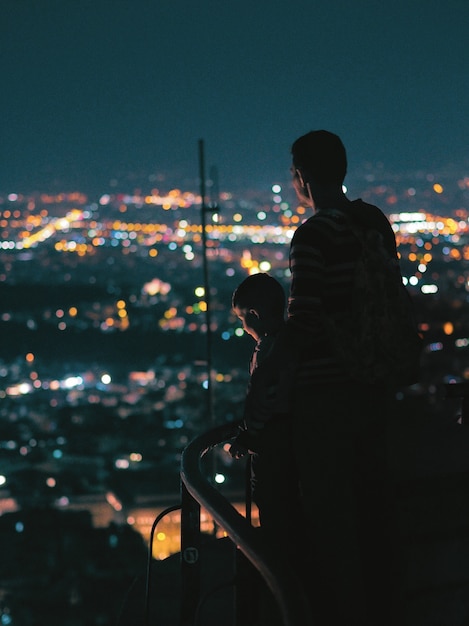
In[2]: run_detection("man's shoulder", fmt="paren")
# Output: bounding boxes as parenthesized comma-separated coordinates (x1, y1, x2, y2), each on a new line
(292, 211, 356, 252)
(347, 199, 398, 258)
(294, 210, 344, 231)
(348, 199, 391, 226)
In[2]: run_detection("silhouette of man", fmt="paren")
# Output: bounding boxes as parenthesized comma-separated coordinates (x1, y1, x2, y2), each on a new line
(243, 130, 410, 625)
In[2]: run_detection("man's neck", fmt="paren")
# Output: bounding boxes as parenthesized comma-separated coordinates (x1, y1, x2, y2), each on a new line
(313, 190, 351, 211)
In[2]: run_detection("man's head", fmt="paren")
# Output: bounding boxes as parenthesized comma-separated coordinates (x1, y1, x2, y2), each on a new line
(232, 273, 285, 341)
(291, 130, 347, 192)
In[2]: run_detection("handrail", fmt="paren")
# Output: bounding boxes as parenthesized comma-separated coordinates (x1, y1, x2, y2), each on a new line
(180, 422, 312, 625)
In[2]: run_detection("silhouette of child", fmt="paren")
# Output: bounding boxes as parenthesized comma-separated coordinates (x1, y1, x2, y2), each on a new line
(228, 273, 307, 625)
(228, 273, 300, 533)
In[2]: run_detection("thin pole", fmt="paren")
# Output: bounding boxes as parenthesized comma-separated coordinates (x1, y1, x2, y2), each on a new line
(198, 139, 215, 433)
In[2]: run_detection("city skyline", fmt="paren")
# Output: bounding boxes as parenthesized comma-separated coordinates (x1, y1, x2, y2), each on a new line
(1, 166, 469, 623)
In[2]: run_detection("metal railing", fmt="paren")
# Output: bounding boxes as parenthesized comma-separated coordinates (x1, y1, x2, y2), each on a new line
(179, 422, 312, 625)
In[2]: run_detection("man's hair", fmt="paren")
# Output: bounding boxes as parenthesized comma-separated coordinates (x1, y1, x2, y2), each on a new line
(232, 273, 285, 318)
(291, 130, 347, 186)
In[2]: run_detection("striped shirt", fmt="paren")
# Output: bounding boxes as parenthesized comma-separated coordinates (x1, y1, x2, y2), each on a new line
(287, 199, 398, 386)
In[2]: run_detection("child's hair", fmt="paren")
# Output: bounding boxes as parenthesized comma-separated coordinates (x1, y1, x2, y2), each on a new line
(232, 273, 285, 319)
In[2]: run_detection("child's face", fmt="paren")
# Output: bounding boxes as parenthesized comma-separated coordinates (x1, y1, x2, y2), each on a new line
(233, 306, 264, 342)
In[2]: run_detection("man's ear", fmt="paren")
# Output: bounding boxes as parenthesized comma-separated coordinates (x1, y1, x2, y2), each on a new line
(296, 168, 313, 196)
(247, 309, 260, 321)
(295, 168, 306, 188)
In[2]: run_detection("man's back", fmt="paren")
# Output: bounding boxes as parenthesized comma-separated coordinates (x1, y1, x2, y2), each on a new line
(287, 202, 368, 385)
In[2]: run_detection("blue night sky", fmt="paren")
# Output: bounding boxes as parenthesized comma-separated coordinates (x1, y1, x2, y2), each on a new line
(1, 0, 468, 195)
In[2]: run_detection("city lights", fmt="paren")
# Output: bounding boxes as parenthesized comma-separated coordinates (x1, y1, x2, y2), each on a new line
(1, 168, 469, 623)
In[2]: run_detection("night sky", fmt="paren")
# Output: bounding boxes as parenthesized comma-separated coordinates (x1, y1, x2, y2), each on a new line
(1, 0, 468, 195)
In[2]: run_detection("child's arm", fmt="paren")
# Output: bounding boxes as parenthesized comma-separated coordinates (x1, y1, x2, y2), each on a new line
(243, 329, 301, 432)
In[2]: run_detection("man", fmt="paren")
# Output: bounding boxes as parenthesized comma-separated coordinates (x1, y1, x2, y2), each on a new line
(244, 130, 409, 625)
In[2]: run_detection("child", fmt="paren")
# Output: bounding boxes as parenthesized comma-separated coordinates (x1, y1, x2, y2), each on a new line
(228, 273, 300, 531)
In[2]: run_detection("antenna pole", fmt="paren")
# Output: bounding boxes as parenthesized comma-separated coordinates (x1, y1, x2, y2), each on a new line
(198, 139, 215, 434)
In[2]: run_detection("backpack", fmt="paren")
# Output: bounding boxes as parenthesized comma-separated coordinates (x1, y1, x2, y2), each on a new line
(329, 209, 423, 386)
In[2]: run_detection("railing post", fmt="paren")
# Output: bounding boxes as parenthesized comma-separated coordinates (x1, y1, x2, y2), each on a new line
(180, 481, 201, 625)
(444, 381, 469, 424)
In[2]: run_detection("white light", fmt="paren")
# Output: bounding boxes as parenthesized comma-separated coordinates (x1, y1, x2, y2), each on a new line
(214, 473, 225, 484)
(6, 382, 33, 396)
(397, 212, 426, 222)
(63, 375, 83, 389)
(421, 284, 438, 294)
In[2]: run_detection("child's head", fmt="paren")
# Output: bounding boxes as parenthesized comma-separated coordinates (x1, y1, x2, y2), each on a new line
(232, 273, 286, 341)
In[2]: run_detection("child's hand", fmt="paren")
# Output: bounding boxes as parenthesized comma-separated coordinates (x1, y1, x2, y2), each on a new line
(227, 428, 261, 458)
(228, 436, 249, 459)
